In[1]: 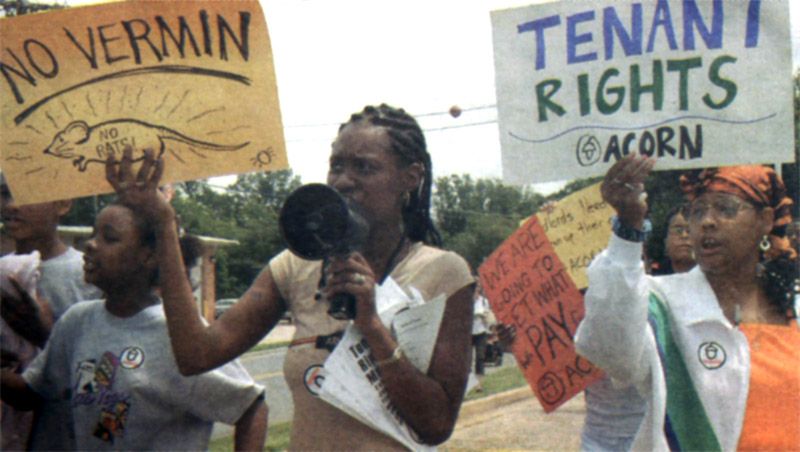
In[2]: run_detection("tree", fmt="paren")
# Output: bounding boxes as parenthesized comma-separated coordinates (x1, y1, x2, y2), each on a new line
(433, 174, 545, 270)
(784, 70, 800, 218)
(172, 170, 301, 298)
(0, 0, 63, 17)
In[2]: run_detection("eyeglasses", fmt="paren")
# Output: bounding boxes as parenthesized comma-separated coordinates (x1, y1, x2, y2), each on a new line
(688, 197, 755, 222)
(668, 225, 690, 236)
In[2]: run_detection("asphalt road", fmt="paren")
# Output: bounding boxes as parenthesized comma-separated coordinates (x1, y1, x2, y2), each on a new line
(211, 346, 291, 439)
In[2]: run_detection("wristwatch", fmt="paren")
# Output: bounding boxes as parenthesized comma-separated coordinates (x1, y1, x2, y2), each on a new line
(612, 216, 650, 243)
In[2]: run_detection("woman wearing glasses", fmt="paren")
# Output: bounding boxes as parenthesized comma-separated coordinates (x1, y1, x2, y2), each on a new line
(575, 155, 799, 451)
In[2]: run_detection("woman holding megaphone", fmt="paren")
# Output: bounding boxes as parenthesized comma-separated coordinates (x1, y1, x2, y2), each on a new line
(114, 104, 475, 450)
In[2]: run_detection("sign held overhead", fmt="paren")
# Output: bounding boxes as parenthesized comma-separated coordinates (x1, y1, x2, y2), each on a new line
(1, 0, 287, 205)
(491, 0, 793, 184)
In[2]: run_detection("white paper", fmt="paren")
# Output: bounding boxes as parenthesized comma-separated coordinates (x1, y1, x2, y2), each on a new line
(319, 277, 446, 451)
(392, 294, 446, 373)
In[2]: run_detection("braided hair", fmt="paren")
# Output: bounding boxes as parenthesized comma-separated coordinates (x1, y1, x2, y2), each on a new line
(339, 104, 442, 247)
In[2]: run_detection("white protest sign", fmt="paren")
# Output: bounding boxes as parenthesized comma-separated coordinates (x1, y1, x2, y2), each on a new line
(491, 0, 793, 184)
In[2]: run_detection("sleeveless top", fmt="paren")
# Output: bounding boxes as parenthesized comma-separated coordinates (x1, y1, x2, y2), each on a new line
(269, 242, 473, 451)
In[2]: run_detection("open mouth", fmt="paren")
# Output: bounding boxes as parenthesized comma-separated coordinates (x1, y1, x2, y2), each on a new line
(699, 237, 722, 254)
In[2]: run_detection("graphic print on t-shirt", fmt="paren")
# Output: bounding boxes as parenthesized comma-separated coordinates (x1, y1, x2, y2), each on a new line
(72, 349, 139, 443)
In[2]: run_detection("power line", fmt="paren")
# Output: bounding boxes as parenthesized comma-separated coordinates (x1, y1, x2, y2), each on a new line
(283, 104, 496, 129)
(285, 117, 499, 143)
(424, 119, 497, 132)
(414, 104, 496, 118)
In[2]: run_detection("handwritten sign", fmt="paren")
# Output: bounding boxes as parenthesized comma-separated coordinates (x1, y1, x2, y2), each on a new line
(478, 217, 603, 412)
(491, 0, 793, 184)
(535, 182, 614, 289)
(1, 0, 287, 205)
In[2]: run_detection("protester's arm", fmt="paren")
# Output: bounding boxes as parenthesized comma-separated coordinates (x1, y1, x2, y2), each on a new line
(575, 154, 656, 385)
(234, 394, 267, 452)
(106, 148, 286, 375)
(375, 285, 474, 445)
(575, 235, 654, 384)
(325, 253, 474, 445)
(0, 368, 42, 411)
(0, 278, 54, 348)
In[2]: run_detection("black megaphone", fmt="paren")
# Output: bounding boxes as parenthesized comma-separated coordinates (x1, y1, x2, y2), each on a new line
(278, 183, 369, 319)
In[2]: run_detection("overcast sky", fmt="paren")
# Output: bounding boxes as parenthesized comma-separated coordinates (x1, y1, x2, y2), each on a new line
(66, 0, 800, 194)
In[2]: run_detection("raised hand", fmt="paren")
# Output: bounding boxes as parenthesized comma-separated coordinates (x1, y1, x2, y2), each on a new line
(106, 147, 174, 227)
(600, 154, 655, 229)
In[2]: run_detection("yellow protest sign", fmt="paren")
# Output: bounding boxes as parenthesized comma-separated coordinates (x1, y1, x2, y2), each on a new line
(515, 183, 616, 289)
(1, 0, 287, 205)
(535, 183, 614, 289)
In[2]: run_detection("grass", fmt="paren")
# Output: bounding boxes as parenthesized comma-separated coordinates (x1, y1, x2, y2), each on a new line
(209, 420, 292, 452)
(209, 361, 527, 451)
(247, 340, 291, 354)
(464, 364, 527, 401)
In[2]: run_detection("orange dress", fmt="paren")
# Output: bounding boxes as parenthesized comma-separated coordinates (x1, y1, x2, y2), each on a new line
(738, 324, 800, 451)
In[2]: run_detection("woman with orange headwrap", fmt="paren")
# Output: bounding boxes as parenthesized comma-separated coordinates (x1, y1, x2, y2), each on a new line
(575, 155, 799, 451)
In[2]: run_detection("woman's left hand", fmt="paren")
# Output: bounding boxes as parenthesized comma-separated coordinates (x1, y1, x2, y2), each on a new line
(322, 253, 382, 332)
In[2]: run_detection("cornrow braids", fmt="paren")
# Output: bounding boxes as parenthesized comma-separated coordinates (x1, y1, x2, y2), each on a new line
(340, 104, 442, 246)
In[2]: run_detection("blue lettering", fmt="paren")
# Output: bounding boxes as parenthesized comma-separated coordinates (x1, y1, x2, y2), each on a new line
(567, 11, 598, 64)
(517, 15, 561, 70)
(744, 0, 761, 48)
(683, 0, 723, 50)
(647, 0, 678, 52)
(603, 4, 643, 60)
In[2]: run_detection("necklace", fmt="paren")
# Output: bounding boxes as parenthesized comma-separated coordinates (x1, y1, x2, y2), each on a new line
(377, 235, 407, 284)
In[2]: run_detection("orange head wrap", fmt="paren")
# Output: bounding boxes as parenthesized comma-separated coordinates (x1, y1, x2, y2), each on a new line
(679, 165, 796, 261)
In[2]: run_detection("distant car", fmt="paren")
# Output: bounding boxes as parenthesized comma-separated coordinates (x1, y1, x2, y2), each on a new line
(214, 298, 238, 319)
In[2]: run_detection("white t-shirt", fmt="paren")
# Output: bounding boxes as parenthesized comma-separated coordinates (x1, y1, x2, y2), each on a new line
(472, 296, 490, 335)
(24, 299, 264, 451)
(38, 247, 101, 320)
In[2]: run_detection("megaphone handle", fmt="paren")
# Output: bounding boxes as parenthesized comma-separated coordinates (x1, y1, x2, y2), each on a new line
(314, 258, 330, 301)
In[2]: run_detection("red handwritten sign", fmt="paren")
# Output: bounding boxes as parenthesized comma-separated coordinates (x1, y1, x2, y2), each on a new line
(478, 216, 603, 413)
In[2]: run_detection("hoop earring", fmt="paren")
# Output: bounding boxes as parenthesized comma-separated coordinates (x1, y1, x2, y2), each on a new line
(759, 235, 771, 252)
(403, 191, 411, 209)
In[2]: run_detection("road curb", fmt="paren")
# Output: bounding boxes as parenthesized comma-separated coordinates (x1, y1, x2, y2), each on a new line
(457, 386, 533, 424)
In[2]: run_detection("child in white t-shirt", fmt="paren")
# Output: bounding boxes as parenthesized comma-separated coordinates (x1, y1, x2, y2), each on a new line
(1, 196, 267, 450)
